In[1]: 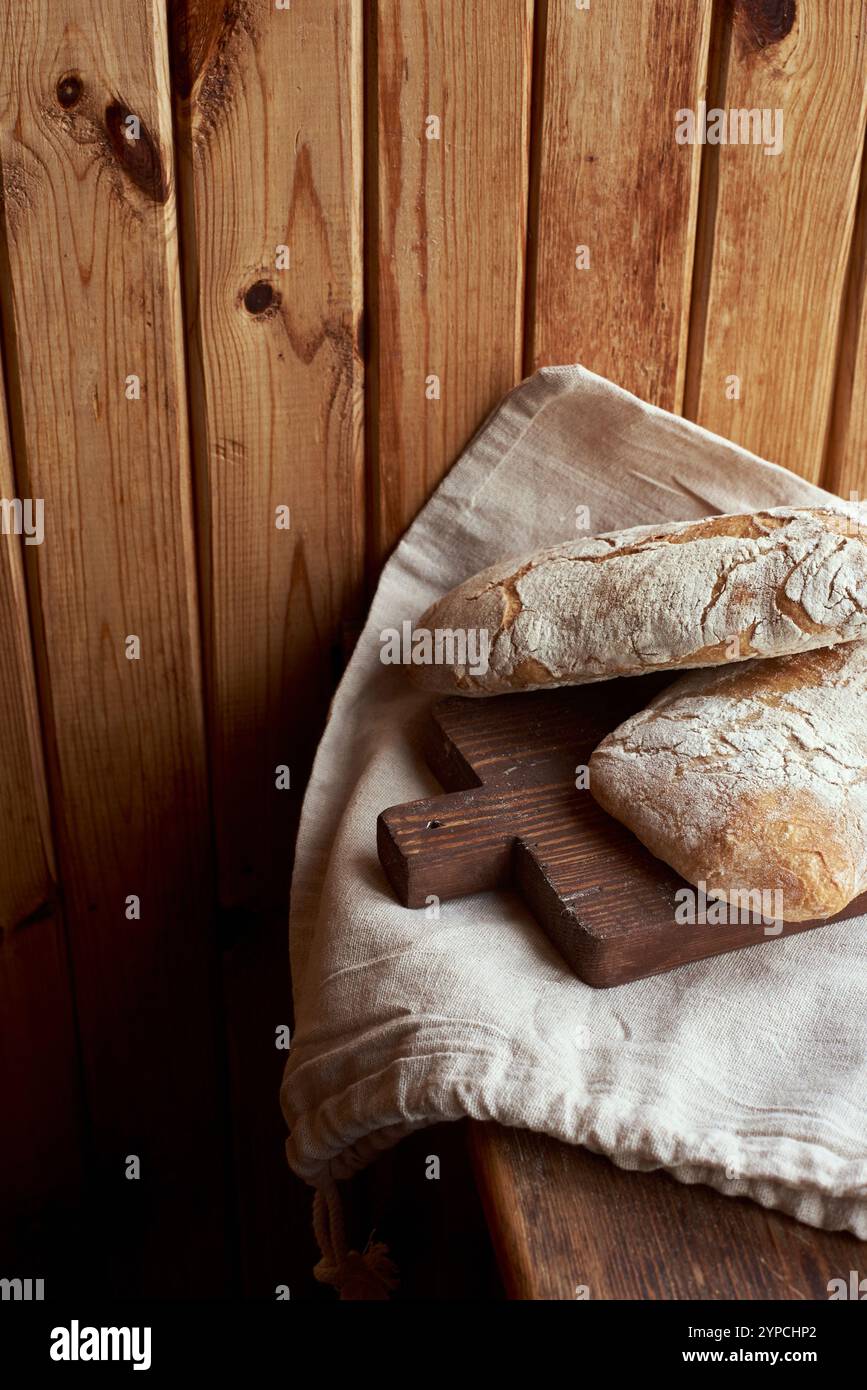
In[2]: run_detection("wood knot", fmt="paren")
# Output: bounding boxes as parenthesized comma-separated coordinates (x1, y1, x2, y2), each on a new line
(105, 102, 168, 204)
(243, 280, 280, 316)
(736, 0, 796, 49)
(56, 74, 83, 109)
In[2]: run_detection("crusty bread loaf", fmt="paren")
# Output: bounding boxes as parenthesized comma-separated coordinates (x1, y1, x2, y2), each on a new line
(589, 641, 867, 923)
(411, 507, 867, 695)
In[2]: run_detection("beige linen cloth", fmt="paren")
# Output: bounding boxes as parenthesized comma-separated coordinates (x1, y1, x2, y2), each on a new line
(282, 365, 867, 1239)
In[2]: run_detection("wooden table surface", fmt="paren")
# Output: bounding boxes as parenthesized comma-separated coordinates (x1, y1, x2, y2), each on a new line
(469, 1122, 864, 1301)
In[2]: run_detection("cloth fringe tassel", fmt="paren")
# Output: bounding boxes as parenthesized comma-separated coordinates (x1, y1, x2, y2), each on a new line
(312, 1176, 399, 1300)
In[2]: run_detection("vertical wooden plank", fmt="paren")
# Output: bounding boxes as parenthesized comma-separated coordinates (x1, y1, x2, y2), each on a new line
(0, 421, 52, 931)
(370, 0, 534, 565)
(0, 1, 228, 1292)
(528, 0, 712, 411)
(170, 0, 364, 1291)
(0, 374, 83, 1250)
(171, 0, 365, 915)
(686, 0, 867, 481)
(824, 138, 867, 500)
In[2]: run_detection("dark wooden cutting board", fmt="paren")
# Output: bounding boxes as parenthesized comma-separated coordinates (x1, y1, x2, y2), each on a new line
(377, 677, 864, 987)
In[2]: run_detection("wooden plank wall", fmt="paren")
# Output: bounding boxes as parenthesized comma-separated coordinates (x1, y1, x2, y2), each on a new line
(173, 0, 365, 917)
(0, 371, 83, 1258)
(684, 0, 867, 482)
(826, 97, 867, 501)
(529, 0, 713, 411)
(171, 0, 366, 1294)
(368, 0, 533, 565)
(0, 0, 227, 1294)
(0, 0, 865, 1296)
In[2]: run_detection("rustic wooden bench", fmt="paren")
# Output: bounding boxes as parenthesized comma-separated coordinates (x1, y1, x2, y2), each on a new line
(469, 1122, 864, 1300)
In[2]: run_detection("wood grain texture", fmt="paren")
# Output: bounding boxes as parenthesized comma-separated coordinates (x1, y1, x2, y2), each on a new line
(0, 0, 227, 1292)
(686, 0, 867, 481)
(824, 131, 867, 500)
(0, 372, 83, 1241)
(172, 0, 365, 914)
(0, 377, 53, 928)
(470, 1123, 866, 1300)
(527, 0, 712, 410)
(369, 0, 533, 565)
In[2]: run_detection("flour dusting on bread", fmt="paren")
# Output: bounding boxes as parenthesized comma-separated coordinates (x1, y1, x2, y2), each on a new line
(589, 642, 867, 922)
(411, 507, 867, 696)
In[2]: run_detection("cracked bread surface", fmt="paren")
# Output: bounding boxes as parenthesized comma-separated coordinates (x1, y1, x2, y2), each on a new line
(589, 641, 867, 922)
(411, 507, 867, 695)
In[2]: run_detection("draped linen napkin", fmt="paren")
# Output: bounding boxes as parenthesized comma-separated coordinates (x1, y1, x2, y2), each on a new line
(281, 365, 867, 1237)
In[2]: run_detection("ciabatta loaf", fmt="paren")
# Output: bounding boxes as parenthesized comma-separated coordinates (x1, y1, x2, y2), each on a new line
(411, 508, 867, 695)
(589, 642, 867, 923)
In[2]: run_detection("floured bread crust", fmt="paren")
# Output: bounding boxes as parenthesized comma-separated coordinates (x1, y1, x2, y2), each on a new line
(411, 507, 867, 695)
(589, 642, 867, 922)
